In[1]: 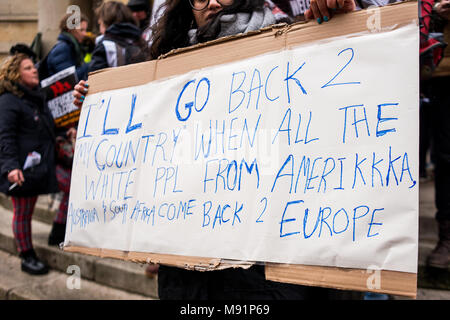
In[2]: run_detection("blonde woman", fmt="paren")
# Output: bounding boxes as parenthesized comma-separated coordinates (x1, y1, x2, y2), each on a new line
(0, 53, 58, 275)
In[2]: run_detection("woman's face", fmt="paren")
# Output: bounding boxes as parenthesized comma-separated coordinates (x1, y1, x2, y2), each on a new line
(192, 0, 223, 28)
(19, 58, 39, 89)
(70, 20, 88, 43)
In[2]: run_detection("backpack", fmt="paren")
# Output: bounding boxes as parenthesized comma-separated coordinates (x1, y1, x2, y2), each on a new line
(102, 38, 148, 68)
(36, 54, 50, 81)
(419, 0, 447, 79)
(35, 40, 63, 82)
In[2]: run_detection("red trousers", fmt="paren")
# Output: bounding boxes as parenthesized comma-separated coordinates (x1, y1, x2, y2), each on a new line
(11, 196, 37, 253)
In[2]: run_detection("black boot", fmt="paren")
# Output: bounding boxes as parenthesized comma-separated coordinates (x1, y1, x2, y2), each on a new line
(427, 220, 450, 269)
(48, 222, 66, 246)
(20, 249, 49, 275)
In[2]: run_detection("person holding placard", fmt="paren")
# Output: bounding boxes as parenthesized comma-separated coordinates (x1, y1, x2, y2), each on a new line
(73, 0, 357, 299)
(0, 53, 58, 275)
(148, 0, 353, 59)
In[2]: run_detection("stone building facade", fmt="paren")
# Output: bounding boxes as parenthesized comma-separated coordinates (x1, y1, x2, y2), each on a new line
(0, 0, 128, 62)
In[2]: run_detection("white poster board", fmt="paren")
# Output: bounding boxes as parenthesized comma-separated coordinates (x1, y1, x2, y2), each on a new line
(65, 22, 419, 275)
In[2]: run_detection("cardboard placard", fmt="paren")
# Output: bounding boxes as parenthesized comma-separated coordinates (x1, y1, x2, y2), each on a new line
(41, 66, 80, 128)
(64, 1, 419, 298)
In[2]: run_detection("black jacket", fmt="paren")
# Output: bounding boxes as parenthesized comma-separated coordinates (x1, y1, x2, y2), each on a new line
(47, 32, 90, 81)
(158, 264, 312, 299)
(0, 83, 58, 197)
(89, 22, 148, 72)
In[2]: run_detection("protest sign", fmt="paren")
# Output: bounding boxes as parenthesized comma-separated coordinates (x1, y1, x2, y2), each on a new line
(41, 66, 80, 128)
(64, 2, 419, 297)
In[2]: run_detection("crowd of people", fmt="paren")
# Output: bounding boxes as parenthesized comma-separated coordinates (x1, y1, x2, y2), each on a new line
(0, 0, 449, 300)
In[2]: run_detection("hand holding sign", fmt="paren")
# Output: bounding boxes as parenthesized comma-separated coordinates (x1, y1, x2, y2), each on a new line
(73, 80, 89, 108)
(305, 0, 356, 23)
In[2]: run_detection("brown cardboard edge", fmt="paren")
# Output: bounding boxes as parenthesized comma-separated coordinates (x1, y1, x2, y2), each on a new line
(157, 22, 291, 59)
(64, 245, 417, 298)
(63, 245, 254, 271)
(87, 59, 157, 94)
(157, 0, 416, 60)
(265, 263, 417, 298)
(285, 2, 418, 49)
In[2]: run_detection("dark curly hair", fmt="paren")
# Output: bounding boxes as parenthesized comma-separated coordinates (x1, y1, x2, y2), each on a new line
(150, 0, 266, 59)
(149, 0, 194, 59)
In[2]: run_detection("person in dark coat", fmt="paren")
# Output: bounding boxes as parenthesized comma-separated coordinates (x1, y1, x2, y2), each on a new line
(425, 0, 450, 270)
(47, 13, 91, 81)
(89, 1, 149, 73)
(0, 53, 58, 275)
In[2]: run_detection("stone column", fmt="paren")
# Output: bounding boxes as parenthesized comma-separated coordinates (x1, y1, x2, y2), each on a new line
(38, 0, 70, 56)
(0, 0, 38, 61)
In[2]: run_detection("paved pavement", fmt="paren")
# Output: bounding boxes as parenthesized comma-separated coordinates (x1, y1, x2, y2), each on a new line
(0, 194, 158, 300)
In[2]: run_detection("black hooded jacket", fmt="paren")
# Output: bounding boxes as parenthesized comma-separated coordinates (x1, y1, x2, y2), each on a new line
(0, 83, 58, 197)
(89, 22, 148, 72)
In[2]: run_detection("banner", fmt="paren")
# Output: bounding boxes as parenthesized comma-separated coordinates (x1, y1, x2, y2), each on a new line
(65, 18, 419, 278)
(41, 66, 80, 128)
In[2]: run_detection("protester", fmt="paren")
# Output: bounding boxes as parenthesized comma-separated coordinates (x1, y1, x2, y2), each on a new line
(149, 0, 353, 59)
(47, 12, 90, 82)
(424, 0, 450, 270)
(89, 1, 149, 72)
(0, 53, 58, 275)
(46, 127, 76, 247)
(73, 0, 357, 299)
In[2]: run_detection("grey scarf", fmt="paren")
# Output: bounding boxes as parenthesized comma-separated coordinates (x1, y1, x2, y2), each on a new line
(188, 6, 276, 45)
